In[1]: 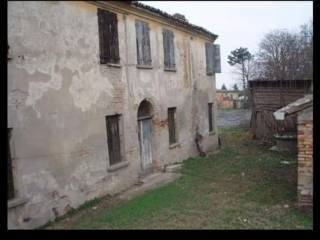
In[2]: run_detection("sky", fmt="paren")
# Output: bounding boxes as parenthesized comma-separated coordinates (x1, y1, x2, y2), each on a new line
(141, 1, 313, 89)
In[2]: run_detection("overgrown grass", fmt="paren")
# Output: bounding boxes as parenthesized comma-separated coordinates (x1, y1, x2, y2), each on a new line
(47, 127, 312, 229)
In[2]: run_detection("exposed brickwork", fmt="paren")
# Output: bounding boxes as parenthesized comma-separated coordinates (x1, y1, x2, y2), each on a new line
(297, 107, 313, 210)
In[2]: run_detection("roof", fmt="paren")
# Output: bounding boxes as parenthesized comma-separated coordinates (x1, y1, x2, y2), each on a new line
(123, 1, 218, 41)
(248, 79, 312, 88)
(273, 94, 313, 120)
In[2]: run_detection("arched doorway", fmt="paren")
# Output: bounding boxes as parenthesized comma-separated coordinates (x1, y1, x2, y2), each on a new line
(137, 100, 153, 174)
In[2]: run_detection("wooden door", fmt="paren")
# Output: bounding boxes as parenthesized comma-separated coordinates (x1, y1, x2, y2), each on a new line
(138, 118, 152, 171)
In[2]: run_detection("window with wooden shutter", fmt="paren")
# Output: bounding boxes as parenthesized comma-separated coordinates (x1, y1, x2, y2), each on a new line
(8, 128, 14, 200)
(168, 108, 177, 145)
(208, 103, 214, 133)
(163, 29, 175, 70)
(206, 43, 221, 75)
(106, 115, 121, 165)
(205, 43, 214, 75)
(135, 20, 152, 66)
(213, 44, 221, 73)
(97, 8, 120, 64)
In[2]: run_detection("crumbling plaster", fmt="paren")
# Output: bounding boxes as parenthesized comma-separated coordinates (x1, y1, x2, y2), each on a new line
(8, 1, 218, 229)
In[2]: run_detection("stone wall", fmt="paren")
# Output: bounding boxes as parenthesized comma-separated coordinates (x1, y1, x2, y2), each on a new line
(297, 107, 313, 210)
(7, 1, 219, 229)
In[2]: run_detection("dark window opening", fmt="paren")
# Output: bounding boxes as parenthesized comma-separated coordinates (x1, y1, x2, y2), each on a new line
(106, 115, 121, 165)
(163, 29, 175, 70)
(98, 8, 120, 64)
(208, 103, 213, 132)
(135, 20, 152, 66)
(168, 108, 177, 145)
(8, 128, 14, 200)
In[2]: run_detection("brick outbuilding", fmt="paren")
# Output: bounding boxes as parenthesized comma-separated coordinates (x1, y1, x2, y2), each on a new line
(274, 94, 313, 210)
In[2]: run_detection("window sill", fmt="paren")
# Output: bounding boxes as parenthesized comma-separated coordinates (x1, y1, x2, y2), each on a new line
(164, 67, 177, 72)
(107, 63, 121, 68)
(209, 131, 216, 136)
(100, 62, 122, 68)
(107, 160, 129, 173)
(136, 64, 153, 69)
(8, 197, 28, 209)
(169, 142, 181, 149)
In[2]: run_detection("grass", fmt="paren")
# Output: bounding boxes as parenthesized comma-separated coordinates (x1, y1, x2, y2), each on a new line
(46, 127, 312, 229)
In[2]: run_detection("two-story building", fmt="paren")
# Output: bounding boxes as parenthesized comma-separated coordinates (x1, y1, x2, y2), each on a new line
(8, 1, 221, 229)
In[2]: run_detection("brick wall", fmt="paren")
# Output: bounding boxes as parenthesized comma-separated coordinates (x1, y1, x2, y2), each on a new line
(297, 107, 313, 210)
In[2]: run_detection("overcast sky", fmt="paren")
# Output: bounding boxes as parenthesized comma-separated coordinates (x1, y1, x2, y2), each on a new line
(141, 1, 313, 89)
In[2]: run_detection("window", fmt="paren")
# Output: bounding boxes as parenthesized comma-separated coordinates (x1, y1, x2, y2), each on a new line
(97, 8, 120, 64)
(106, 115, 121, 165)
(205, 43, 221, 75)
(205, 43, 214, 75)
(163, 29, 175, 70)
(168, 108, 177, 145)
(208, 103, 214, 133)
(213, 44, 221, 73)
(8, 128, 14, 200)
(135, 20, 152, 66)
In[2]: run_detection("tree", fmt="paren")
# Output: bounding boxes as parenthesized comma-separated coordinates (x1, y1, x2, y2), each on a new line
(233, 84, 239, 91)
(227, 47, 254, 90)
(221, 83, 227, 90)
(253, 21, 313, 81)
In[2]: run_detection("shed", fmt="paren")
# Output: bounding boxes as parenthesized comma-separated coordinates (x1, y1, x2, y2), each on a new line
(248, 79, 311, 143)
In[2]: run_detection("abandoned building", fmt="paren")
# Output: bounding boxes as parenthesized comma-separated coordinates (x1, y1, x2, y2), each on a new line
(8, 1, 221, 229)
(216, 89, 244, 109)
(248, 79, 312, 143)
(274, 94, 313, 211)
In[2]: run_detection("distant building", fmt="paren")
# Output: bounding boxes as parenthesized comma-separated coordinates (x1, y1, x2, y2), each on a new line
(216, 90, 244, 109)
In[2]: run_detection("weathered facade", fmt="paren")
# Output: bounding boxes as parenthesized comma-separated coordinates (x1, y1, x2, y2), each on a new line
(7, 1, 220, 229)
(248, 79, 311, 142)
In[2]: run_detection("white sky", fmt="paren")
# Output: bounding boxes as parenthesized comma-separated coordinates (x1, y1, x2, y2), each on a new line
(141, 1, 313, 89)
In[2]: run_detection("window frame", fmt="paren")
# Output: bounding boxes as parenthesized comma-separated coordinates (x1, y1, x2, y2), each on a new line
(97, 8, 120, 65)
(105, 114, 122, 166)
(205, 42, 214, 75)
(163, 29, 176, 71)
(208, 103, 214, 133)
(168, 107, 178, 145)
(135, 19, 152, 67)
(8, 128, 14, 200)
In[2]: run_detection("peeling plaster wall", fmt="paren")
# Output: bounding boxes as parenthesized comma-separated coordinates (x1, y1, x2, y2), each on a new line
(8, 1, 218, 229)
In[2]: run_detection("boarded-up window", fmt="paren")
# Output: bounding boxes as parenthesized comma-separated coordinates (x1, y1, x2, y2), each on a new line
(163, 29, 175, 70)
(208, 103, 213, 132)
(135, 20, 152, 66)
(205, 43, 221, 75)
(168, 108, 177, 145)
(98, 8, 120, 64)
(106, 115, 121, 165)
(8, 128, 14, 200)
